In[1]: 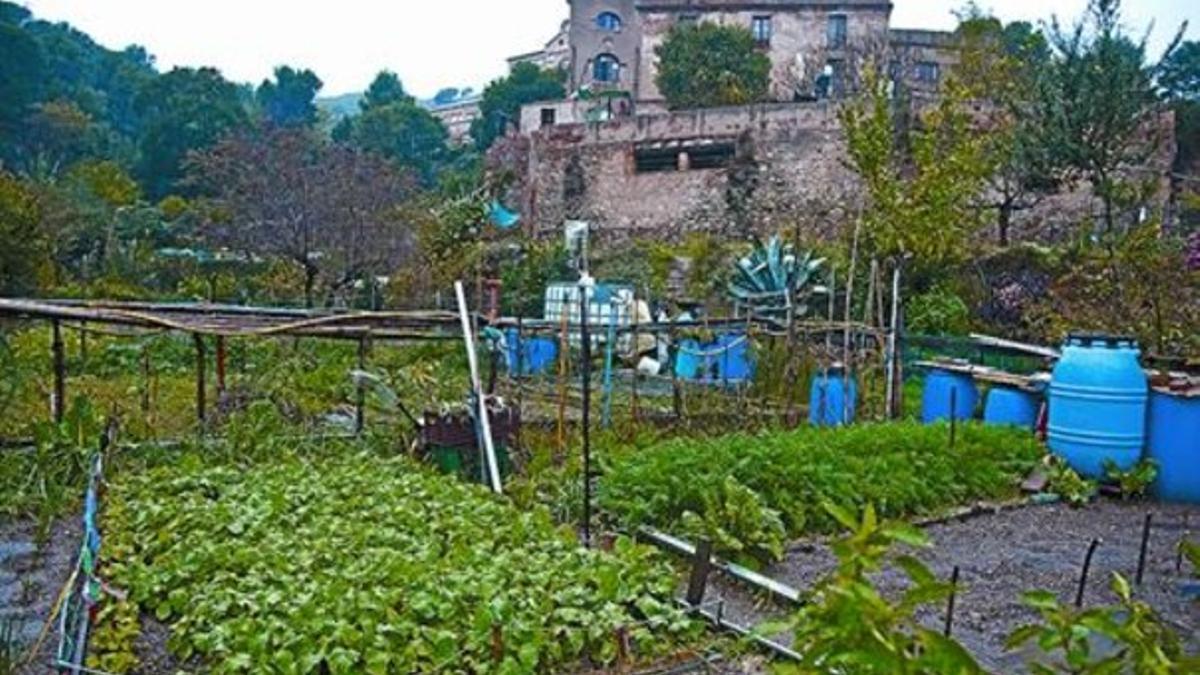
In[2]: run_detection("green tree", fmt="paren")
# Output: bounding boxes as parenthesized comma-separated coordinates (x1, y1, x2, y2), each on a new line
(0, 10, 43, 156)
(256, 66, 323, 127)
(344, 102, 449, 186)
(1042, 0, 1181, 232)
(470, 62, 565, 150)
(1159, 40, 1200, 101)
(840, 67, 995, 286)
(1160, 41, 1200, 183)
(0, 170, 47, 294)
(17, 99, 103, 177)
(654, 22, 770, 110)
(954, 10, 1065, 245)
(361, 70, 413, 111)
(134, 67, 249, 199)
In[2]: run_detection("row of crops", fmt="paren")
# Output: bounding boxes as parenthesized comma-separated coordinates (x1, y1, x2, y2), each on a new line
(598, 422, 1044, 566)
(89, 440, 698, 674)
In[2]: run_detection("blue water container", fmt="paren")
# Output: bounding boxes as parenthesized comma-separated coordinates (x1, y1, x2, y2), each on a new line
(921, 367, 979, 424)
(1147, 389, 1200, 504)
(810, 368, 857, 427)
(715, 333, 754, 383)
(675, 339, 706, 380)
(1048, 334, 1147, 479)
(984, 386, 1040, 430)
(504, 329, 557, 376)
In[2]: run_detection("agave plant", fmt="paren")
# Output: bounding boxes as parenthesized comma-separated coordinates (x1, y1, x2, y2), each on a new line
(728, 235, 828, 318)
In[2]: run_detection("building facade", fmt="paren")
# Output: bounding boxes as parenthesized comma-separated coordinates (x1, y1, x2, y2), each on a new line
(528, 1, 954, 104)
(491, 2, 1172, 246)
(427, 95, 482, 145)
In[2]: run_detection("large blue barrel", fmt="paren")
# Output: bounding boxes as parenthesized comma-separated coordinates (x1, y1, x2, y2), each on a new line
(810, 368, 857, 427)
(984, 386, 1040, 430)
(1048, 334, 1147, 479)
(504, 329, 557, 376)
(715, 333, 754, 383)
(1147, 389, 1200, 504)
(675, 339, 706, 380)
(921, 368, 979, 424)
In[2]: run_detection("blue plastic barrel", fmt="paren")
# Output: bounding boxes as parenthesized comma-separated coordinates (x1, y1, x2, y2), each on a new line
(1047, 334, 1147, 479)
(504, 329, 557, 375)
(715, 333, 753, 383)
(675, 339, 706, 380)
(984, 386, 1040, 430)
(921, 367, 979, 424)
(1147, 390, 1200, 504)
(810, 368, 857, 427)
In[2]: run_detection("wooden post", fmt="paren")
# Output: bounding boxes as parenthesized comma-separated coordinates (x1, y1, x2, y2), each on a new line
(140, 345, 151, 414)
(194, 334, 206, 428)
(215, 336, 227, 395)
(686, 539, 715, 607)
(356, 335, 368, 435)
(79, 321, 88, 367)
(51, 320, 65, 423)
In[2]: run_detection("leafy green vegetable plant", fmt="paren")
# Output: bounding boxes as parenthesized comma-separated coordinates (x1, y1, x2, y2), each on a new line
(1007, 574, 1199, 674)
(600, 422, 1043, 565)
(94, 445, 696, 674)
(1102, 459, 1158, 500)
(772, 503, 985, 675)
(1044, 456, 1097, 507)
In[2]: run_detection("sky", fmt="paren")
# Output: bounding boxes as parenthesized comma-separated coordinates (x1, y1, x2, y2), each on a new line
(20, 0, 1199, 98)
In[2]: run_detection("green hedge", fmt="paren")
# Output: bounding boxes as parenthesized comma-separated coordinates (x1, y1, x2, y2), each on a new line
(599, 422, 1043, 566)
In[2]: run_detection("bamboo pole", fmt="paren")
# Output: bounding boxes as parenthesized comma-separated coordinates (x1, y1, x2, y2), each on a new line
(455, 281, 503, 494)
(843, 216, 861, 424)
(885, 266, 902, 419)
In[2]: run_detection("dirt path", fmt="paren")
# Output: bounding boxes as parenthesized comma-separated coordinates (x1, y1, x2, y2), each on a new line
(0, 517, 81, 674)
(691, 499, 1200, 673)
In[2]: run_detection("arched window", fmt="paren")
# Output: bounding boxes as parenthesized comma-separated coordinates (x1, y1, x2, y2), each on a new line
(593, 53, 620, 83)
(596, 12, 622, 32)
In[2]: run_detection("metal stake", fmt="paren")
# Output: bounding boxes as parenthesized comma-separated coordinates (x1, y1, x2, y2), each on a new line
(945, 565, 960, 637)
(1136, 513, 1153, 585)
(581, 285, 593, 547)
(1076, 538, 1102, 608)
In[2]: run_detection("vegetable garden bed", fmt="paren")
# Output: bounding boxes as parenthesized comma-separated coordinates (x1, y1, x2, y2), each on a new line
(90, 443, 698, 674)
(599, 422, 1044, 566)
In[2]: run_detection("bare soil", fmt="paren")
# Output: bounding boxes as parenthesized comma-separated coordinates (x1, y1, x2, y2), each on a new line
(693, 499, 1200, 673)
(0, 517, 81, 674)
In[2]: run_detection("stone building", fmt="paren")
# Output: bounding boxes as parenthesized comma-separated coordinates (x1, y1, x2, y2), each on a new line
(492, 2, 1173, 245)
(514, 1, 956, 105)
(428, 95, 482, 145)
(508, 20, 572, 72)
